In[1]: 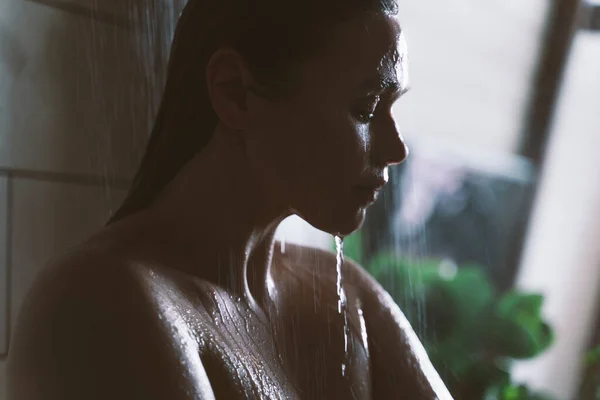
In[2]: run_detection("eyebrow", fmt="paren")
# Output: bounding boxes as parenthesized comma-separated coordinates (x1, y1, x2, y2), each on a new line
(358, 72, 406, 95)
(359, 81, 411, 103)
(360, 77, 398, 92)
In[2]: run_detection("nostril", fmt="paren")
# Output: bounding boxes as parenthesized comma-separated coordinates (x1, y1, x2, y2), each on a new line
(387, 140, 409, 166)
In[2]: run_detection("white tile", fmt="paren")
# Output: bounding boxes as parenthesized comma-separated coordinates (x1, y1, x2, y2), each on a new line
(0, 0, 180, 178)
(10, 179, 126, 332)
(0, 178, 6, 356)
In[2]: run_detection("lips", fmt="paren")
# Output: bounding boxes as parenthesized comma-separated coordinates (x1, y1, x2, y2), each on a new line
(367, 181, 387, 191)
(357, 178, 387, 191)
(354, 174, 387, 204)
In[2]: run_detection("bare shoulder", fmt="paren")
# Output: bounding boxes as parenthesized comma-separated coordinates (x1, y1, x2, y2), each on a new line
(7, 247, 212, 400)
(9, 247, 158, 341)
(274, 242, 454, 399)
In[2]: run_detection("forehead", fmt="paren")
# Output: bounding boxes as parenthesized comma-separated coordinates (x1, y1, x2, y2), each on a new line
(304, 14, 409, 93)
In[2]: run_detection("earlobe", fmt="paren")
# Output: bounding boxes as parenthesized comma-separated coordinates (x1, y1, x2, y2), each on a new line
(205, 48, 253, 130)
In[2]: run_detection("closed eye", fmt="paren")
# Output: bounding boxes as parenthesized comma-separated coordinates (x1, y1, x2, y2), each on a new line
(353, 95, 381, 123)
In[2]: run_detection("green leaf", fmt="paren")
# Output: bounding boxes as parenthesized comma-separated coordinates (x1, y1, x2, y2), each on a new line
(486, 292, 554, 358)
(442, 267, 495, 324)
(365, 249, 557, 397)
(497, 292, 543, 319)
(484, 384, 556, 400)
(368, 255, 495, 341)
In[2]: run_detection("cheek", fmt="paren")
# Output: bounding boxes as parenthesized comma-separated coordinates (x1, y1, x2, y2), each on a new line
(246, 100, 370, 203)
(291, 110, 368, 185)
(321, 115, 370, 175)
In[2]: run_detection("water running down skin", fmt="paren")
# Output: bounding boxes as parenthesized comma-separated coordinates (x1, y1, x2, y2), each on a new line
(8, 232, 451, 399)
(7, 3, 453, 399)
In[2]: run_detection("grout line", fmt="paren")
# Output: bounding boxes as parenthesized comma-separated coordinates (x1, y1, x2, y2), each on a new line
(1, 174, 12, 358)
(5, 174, 12, 355)
(23, 0, 135, 30)
(0, 167, 130, 190)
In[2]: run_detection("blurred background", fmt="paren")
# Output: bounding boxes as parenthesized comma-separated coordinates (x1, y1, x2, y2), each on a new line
(0, 0, 599, 398)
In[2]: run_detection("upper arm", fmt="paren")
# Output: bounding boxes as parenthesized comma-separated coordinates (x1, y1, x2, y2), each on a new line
(7, 261, 214, 400)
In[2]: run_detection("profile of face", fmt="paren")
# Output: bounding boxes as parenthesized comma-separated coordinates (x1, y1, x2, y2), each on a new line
(211, 13, 410, 236)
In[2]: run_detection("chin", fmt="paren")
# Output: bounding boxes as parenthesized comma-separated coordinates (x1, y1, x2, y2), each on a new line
(307, 206, 368, 238)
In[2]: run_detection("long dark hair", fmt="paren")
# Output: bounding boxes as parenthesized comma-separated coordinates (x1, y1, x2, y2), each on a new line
(108, 0, 398, 224)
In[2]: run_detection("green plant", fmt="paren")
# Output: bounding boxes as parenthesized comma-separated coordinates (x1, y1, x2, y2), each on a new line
(338, 234, 556, 399)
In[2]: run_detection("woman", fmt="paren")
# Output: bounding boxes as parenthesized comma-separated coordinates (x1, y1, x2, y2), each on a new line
(8, 0, 453, 398)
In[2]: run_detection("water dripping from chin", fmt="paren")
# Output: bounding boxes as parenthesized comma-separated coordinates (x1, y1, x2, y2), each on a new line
(334, 236, 350, 377)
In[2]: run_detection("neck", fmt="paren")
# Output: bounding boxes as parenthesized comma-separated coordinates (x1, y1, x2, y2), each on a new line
(134, 125, 291, 305)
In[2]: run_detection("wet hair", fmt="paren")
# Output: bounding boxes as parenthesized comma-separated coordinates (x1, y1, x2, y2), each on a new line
(108, 0, 398, 224)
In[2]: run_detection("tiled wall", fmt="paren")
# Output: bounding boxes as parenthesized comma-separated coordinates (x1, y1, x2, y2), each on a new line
(0, 178, 7, 359)
(0, 173, 128, 399)
(0, 0, 171, 177)
(0, 0, 185, 397)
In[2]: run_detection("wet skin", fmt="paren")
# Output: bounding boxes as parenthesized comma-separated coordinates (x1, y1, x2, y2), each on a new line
(7, 236, 450, 399)
(7, 11, 453, 400)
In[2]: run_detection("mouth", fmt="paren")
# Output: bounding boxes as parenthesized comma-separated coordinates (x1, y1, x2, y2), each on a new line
(354, 174, 387, 205)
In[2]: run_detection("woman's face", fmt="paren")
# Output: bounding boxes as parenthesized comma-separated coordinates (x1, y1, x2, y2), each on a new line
(246, 13, 409, 236)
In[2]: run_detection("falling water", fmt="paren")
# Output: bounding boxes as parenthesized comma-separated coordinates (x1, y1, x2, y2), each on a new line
(334, 236, 350, 377)
(393, 160, 430, 338)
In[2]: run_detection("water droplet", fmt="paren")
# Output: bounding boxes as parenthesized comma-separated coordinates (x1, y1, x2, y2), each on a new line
(358, 307, 369, 353)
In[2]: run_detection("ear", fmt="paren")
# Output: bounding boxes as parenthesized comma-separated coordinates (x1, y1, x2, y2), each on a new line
(205, 48, 254, 130)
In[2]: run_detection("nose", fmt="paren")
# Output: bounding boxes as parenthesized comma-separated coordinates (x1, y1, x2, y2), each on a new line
(372, 114, 409, 167)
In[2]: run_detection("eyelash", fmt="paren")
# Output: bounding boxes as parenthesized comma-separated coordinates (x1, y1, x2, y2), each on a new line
(354, 96, 380, 123)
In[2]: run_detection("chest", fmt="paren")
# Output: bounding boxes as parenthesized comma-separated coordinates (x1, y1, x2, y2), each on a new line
(176, 283, 297, 399)
(187, 279, 373, 399)
(152, 266, 374, 399)
(266, 265, 374, 400)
